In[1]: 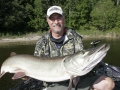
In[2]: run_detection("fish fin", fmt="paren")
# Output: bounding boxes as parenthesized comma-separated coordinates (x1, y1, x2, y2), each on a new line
(68, 76, 73, 90)
(73, 76, 80, 87)
(12, 72, 26, 80)
(0, 71, 6, 78)
(10, 52, 16, 56)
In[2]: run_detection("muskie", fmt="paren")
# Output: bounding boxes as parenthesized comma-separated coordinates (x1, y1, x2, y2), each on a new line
(0, 44, 110, 90)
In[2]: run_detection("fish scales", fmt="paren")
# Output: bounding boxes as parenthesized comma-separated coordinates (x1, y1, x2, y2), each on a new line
(1, 55, 70, 82)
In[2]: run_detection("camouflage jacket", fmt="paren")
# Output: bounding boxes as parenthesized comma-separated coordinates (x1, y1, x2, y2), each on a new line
(34, 27, 84, 57)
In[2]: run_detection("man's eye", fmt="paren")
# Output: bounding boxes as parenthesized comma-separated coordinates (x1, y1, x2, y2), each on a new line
(49, 16, 62, 21)
(50, 17, 55, 21)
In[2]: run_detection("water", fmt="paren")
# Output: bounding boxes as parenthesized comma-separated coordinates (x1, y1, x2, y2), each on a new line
(0, 39, 120, 90)
(0, 41, 36, 90)
(83, 38, 120, 66)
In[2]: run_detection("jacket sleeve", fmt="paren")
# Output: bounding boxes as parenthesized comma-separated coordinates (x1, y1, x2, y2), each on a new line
(75, 32, 84, 52)
(71, 30, 84, 53)
(34, 36, 47, 57)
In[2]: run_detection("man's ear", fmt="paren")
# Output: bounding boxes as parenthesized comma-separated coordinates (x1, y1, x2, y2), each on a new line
(47, 17, 49, 22)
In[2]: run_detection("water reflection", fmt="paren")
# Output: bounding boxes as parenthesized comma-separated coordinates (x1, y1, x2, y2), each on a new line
(0, 41, 37, 90)
(0, 39, 120, 90)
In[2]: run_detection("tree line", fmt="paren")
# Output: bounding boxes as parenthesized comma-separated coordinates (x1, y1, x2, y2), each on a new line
(0, 0, 120, 35)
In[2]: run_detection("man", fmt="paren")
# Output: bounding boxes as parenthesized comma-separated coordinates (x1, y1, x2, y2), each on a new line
(10, 5, 114, 90)
(34, 6, 114, 90)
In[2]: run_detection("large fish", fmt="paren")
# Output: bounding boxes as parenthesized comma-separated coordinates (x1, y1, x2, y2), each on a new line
(0, 44, 110, 90)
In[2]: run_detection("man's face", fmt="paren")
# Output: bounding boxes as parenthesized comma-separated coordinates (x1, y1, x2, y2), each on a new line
(47, 13, 65, 34)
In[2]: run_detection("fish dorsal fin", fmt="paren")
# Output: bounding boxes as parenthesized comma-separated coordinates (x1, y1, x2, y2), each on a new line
(12, 72, 26, 79)
(10, 52, 17, 56)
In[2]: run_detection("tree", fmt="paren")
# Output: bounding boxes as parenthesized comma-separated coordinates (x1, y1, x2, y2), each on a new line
(0, 0, 34, 35)
(62, 0, 99, 30)
(28, 0, 47, 31)
(115, 5, 120, 28)
(90, 0, 116, 30)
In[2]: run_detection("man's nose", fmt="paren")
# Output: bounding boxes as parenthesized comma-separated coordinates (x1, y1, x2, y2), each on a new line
(54, 19, 59, 23)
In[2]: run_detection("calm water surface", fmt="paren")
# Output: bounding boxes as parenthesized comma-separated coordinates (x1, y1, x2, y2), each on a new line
(0, 39, 120, 90)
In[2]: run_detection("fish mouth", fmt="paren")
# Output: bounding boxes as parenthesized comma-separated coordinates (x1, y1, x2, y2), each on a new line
(98, 44, 110, 52)
(88, 44, 110, 55)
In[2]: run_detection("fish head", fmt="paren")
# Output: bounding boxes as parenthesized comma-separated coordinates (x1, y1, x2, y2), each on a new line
(85, 44, 110, 62)
(81, 44, 110, 73)
(71, 44, 110, 66)
(63, 44, 110, 76)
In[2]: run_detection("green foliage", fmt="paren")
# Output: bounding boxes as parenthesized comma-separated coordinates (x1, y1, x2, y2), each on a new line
(28, 0, 47, 31)
(115, 5, 120, 28)
(0, 0, 34, 34)
(0, 0, 120, 35)
(90, 0, 116, 30)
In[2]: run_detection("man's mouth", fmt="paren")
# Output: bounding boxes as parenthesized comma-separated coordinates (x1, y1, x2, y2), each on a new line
(52, 24, 61, 27)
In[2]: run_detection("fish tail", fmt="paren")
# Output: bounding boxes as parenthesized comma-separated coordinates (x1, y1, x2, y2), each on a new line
(0, 71, 6, 78)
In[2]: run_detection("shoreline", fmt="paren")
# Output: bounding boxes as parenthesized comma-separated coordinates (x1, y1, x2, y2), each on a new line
(0, 35, 119, 44)
(0, 36, 41, 44)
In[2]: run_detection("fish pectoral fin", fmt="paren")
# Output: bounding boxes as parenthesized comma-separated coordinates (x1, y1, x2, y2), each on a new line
(12, 72, 26, 80)
(73, 76, 80, 87)
(68, 76, 80, 90)
(68, 76, 73, 90)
